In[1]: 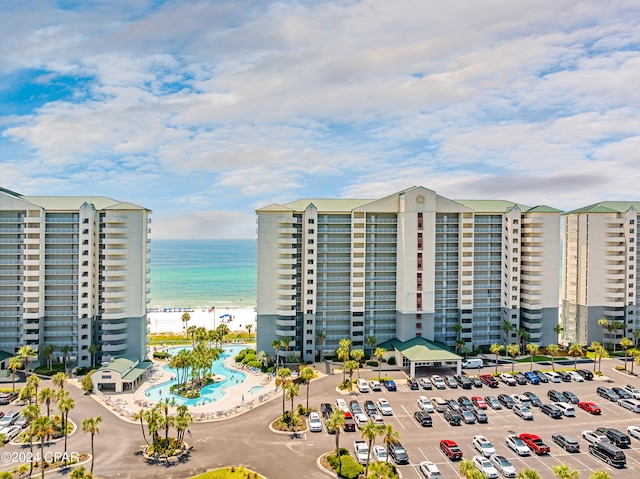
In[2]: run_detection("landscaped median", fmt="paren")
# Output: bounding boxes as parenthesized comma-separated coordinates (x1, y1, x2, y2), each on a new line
(318, 448, 398, 479)
(189, 466, 266, 478)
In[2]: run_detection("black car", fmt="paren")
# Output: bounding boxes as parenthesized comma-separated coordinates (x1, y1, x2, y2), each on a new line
(320, 403, 333, 419)
(382, 380, 397, 392)
(349, 400, 362, 415)
(577, 369, 594, 380)
(389, 440, 410, 464)
(406, 378, 419, 390)
(552, 433, 580, 452)
(562, 391, 580, 404)
(444, 410, 462, 426)
(611, 387, 632, 400)
(547, 390, 567, 402)
(470, 376, 483, 388)
(413, 410, 432, 427)
(454, 375, 473, 389)
(596, 427, 631, 448)
(497, 394, 515, 409)
(513, 373, 527, 385)
(540, 403, 563, 419)
(523, 391, 542, 407)
(364, 400, 377, 417)
(446, 398, 462, 412)
(557, 371, 572, 382)
(472, 408, 488, 423)
(533, 370, 549, 383)
(458, 396, 474, 410)
(596, 386, 620, 402)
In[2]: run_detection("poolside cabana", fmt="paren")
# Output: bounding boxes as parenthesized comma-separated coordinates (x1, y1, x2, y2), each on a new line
(91, 355, 153, 393)
(378, 337, 463, 377)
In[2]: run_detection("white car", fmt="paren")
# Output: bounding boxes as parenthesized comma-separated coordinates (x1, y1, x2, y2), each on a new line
(546, 372, 562, 383)
(489, 454, 517, 478)
(618, 398, 640, 413)
(569, 371, 584, 382)
(369, 380, 382, 392)
(473, 455, 498, 479)
(473, 435, 496, 457)
(371, 414, 385, 426)
(510, 394, 531, 407)
(419, 460, 442, 478)
(625, 385, 640, 399)
(417, 395, 434, 413)
(0, 425, 22, 443)
(582, 430, 609, 445)
(627, 425, 640, 440)
(335, 398, 349, 412)
(308, 412, 323, 432)
(430, 375, 446, 389)
(373, 445, 387, 462)
(499, 373, 517, 386)
(418, 377, 433, 390)
(354, 413, 369, 428)
(506, 435, 531, 456)
(376, 398, 393, 416)
(513, 404, 534, 420)
(554, 402, 576, 417)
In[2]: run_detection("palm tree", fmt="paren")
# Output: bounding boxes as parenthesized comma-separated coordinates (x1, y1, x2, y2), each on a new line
(453, 323, 463, 343)
(41, 344, 55, 370)
(88, 344, 99, 368)
(598, 318, 609, 349)
(568, 343, 584, 370)
(33, 416, 56, 479)
(27, 374, 40, 401)
(133, 408, 149, 445)
(516, 469, 542, 479)
(271, 339, 281, 370)
(374, 347, 387, 379)
(507, 344, 519, 373)
(360, 420, 383, 477)
(502, 320, 514, 347)
(8, 356, 21, 393)
(22, 403, 40, 476)
(245, 323, 253, 337)
(588, 472, 611, 479)
(316, 331, 326, 362)
(17, 346, 38, 375)
(518, 328, 530, 353)
(284, 382, 300, 418)
(613, 321, 626, 351)
(60, 345, 72, 375)
(554, 323, 564, 344)
(38, 387, 57, 418)
(552, 463, 579, 479)
(299, 366, 315, 412)
(181, 312, 191, 331)
(52, 371, 68, 390)
(621, 337, 633, 370)
(58, 392, 75, 462)
(490, 343, 504, 374)
(382, 423, 399, 465)
(350, 349, 365, 377)
(546, 344, 559, 371)
(326, 409, 346, 475)
(82, 416, 102, 476)
(630, 348, 640, 375)
(366, 335, 377, 356)
(337, 338, 352, 382)
(280, 336, 292, 362)
(174, 404, 192, 444)
(634, 329, 640, 348)
(526, 343, 539, 372)
(344, 360, 358, 391)
(459, 459, 479, 478)
(277, 367, 292, 415)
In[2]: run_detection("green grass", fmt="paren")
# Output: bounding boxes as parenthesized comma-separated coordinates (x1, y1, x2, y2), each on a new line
(515, 355, 567, 363)
(190, 466, 265, 478)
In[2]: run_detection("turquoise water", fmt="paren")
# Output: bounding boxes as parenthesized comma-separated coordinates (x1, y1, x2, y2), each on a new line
(149, 239, 256, 308)
(144, 345, 247, 406)
(247, 385, 264, 395)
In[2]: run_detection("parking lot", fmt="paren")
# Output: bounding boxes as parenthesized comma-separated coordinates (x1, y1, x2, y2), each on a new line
(312, 367, 640, 478)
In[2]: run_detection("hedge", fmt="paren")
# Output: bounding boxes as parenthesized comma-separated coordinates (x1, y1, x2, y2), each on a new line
(152, 351, 171, 359)
(326, 450, 363, 479)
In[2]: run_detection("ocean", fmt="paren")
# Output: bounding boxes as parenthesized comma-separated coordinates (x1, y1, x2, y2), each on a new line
(148, 239, 256, 309)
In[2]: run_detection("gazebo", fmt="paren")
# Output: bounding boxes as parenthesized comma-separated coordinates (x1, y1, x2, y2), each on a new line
(378, 337, 463, 377)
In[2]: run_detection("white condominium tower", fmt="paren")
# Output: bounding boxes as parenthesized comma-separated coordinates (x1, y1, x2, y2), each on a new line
(0, 187, 151, 368)
(562, 202, 640, 346)
(256, 186, 560, 362)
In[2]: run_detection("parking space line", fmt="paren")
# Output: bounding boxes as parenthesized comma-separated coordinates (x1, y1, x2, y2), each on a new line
(570, 454, 595, 472)
(393, 414, 406, 429)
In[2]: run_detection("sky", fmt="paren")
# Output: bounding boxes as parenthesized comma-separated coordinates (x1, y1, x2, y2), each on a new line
(1, 0, 640, 239)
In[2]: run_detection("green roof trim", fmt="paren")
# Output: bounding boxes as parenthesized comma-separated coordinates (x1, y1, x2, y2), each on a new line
(122, 361, 153, 382)
(378, 337, 462, 362)
(564, 201, 640, 215)
(95, 355, 140, 375)
(0, 350, 12, 363)
(526, 205, 563, 213)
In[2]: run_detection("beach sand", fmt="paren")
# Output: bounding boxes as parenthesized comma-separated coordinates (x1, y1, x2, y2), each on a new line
(147, 307, 256, 334)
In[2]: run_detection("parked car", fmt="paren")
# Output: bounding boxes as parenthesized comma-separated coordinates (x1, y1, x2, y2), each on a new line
(519, 433, 550, 455)
(523, 371, 540, 385)
(511, 394, 532, 407)
(0, 425, 21, 443)
(472, 408, 488, 423)
(484, 396, 502, 410)
(382, 379, 397, 392)
(472, 455, 498, 479)
(356, 378, 369, 393)
(0, 411, 20, 429)
(376, 398, 393, 416)
(470, 376, 483, 388)
(364, 400, 377, 417)
(569, 371, 584, 382)
(596, 386, 620, 402)
(454, 374, 473, 389)
(431, 375, 446, 390)
(407, 378, 419, 390)
(513, 404, 534, 420)
(562, 391, 580, 404)
(419, 461, 442, 479)
(577, 369, 594, 380)
(431, 396, 448, 413)
(627, 425, 640, 440)
(546, 371, 562, 383)
(489, 454, 516, 478)
(582, 429, 609, 445)
(369, 380, 382, 392)
(335, 398, 349, 412)
(532, 370, 549, 383)
(589, 440, 626, 468)
(624, 384, 640, 399)
(373, 445, 387, 463)
(612, 387, 632, 399)
(499, 373, 517, 386)
(349, 400, 363, 415)
(440, 439, 463, 460)
(308, 412, 323, 432)
(552, 433, 580, 452)
(554, 402, 576, 417)
(354, 412, 369, 428)
(523, 391, 542, 407)
(540, 403, 563, 418)
(446, 398, 462, 412)
(513, 373, 527, 385)
(557, 371, 572, 382)
(445, 376, 458, 389)
(506, 435, 531, 456)
(473, 435, 496, 457)
(371, 414, 384, 426)
(472, 396, 488, 409)
(458, 396, 474, 410)
(578, 401, 601, 414)
(497, 394, 514, 409)
(0, 392, 18, 405)
(414, 410, 432, 427)
(596, 427, 631, 448)
(418, 377, 433, 390)
(443, 410, 461, 426)
(320, 403, 333, 420)
(480, 374, 499, 388)
(343, 412, 356, 432)
(417, 395, 434, 413)
(462, 358, 484, 369)
(547, 389, 566, 402)
(618, 398, 640, 413)
(388, 440, 409, 464)
(461, 409, 476, 424)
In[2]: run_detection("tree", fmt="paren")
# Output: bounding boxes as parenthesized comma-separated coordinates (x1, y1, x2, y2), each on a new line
(326, 409, 346, 475)
(58, 392, 75, 462)
(27, 374, 40, 400)
(382, 423, 399, 466)
(82, 416, 102, 476)
(374, 347, 387, 379)
(588, 472, 611, 479)
(33, 416, 55, 479)
(453, 323, 463, 343)
(8, 356, 21, 393)
(518, 328, 530, 353)
(299, 366, 315, 412)
(597, 318, 609, 349)
(181, 312, 191, 331)
(459, 459, 481, 479)
(60, 345, 72, 375)
(17, 346, 37, 375)
(526, 343, 539, 372)
(630, 348, 640, 375)
(554, 323, 564, 343)
(133, 408, 149, 445)
(174, 404, 192, 444)
(612, 321, 625, 351)
(552, 463, 579, 479)
(337, 338, 352, 382)
(344, 360, 358, 390)
(490, 343, 504, 374)
(81, 370, 94, 393)
(516, 469, 542, 479)
(271, 339, 281, 371)
(350, 349, 365, 377)
(546, 344, 559, 371)
(88, 344, 99, 368)
(316, 332, 326, 362)
(502, 320, 514, 347)
(284, 382, 300, 418)
(621, 337, 633, 370)
(21, 403, 40, 476)
(277, 367, 292, 415)
(507, 344, 520, 373)
(360, 420, 383, 477)
(41, 344, 55, 370)
(280, 336, 292, 361)
(568, 343, 584, 370)
(38, 387, 57, 418)
(245, 323, 253, 337)
(634, 329, 640, 348)
(366, 335, 377, 355)
(52, 372, 68, 391)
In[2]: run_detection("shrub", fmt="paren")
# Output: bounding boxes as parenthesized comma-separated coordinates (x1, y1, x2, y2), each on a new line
(297, 403, 307, 416)
(74, 367, 91, 376)
(246, 360, 263, 369)
(366, 360, 378, 367)
(387, 356, 396, 366)
(33, 364, 65, 376)
(152, 351, 171, 359)
(327, 451, 363, 479)
(80, 370, 95, 393)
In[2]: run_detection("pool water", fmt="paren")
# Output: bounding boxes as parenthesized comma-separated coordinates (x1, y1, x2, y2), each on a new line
(144, 344, 248, 406)
(247, 385, 264, 395)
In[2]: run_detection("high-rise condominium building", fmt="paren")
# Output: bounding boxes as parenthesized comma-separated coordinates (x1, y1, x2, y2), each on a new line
(562, 202, 640, 346)
(256, 186, 561, 362)
(0, 187, 151, 368)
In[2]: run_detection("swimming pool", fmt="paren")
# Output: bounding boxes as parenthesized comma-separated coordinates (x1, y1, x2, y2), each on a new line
(144, 344, 248, 406)
(247, 385, 264, 395)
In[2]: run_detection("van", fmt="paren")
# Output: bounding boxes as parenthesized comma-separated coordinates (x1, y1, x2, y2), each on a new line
(431, 397, 448, 413)
(357, 378, 369, 393)
(462, 358, 483, 369)
(589, 441, 626, 468)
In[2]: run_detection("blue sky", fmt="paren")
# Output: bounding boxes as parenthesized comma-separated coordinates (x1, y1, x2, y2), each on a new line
(1, 0, 640, 239)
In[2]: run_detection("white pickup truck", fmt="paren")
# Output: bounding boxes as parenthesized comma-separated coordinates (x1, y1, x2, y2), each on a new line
(353, 440, 370, 464)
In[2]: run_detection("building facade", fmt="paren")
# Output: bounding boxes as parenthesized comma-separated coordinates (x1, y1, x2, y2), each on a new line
(561, 202, 640, 347)
(256, 186, 561, 362)
(0, 187, 151, 369)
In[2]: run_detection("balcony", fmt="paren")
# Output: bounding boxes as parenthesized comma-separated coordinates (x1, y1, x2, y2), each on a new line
(101, 332, 128, 342)
(102, 343, 127, 352)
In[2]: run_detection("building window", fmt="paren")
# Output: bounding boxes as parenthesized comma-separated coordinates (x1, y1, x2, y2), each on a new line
(308, 219, 315, 224)
(307, 269, 313, 274)
(308, 228, 314, 234)
(307, 279, 313, 284)
(82, 282, 88, 287)
(307, 259, 314, 264)
(306, 320, 313, 324)
(307, 249, 314, 254)
(83, 229, 89, 234)
(83, 218, 89, 224)
(306, 299, 313, 304)
(308, 239, 314, 244)
(307, 290, 313, 294)
(306, 340, 312, 345)
(306, 310, 313, 314)
(306, 330, 312, 335)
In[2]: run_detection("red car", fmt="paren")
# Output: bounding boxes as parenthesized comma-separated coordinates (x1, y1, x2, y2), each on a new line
(480, 374, 499, 388)
(578, 401, 602, 415)
(519, 433, 550, 455)
(471, 396, 488, 409)
(440, 439, 463, 461)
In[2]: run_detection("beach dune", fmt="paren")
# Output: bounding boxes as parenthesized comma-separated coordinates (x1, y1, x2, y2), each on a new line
(147, 307, 256, 334)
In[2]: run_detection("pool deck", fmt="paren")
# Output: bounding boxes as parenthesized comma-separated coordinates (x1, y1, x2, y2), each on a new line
(83, 353, 281, 423)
